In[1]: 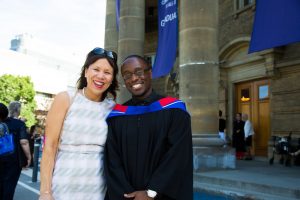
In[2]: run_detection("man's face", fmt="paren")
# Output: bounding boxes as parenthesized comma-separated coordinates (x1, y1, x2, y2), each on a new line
(121, 57, 152, 98)
(236, 114, 241, 121)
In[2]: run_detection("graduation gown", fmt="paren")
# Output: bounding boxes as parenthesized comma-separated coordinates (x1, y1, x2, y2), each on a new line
(104, 92, 193, 200)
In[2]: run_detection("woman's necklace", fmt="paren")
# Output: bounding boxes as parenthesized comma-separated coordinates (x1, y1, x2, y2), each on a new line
(82, 87, 86, 98)
(82, 87, 101, 102)
(82, 87, 88, 99)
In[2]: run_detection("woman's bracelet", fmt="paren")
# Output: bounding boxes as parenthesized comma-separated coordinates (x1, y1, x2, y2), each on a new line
(41, 191, 51, 195)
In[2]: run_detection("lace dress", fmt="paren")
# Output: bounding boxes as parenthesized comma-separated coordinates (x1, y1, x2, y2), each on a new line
(52, 90, 115, 200)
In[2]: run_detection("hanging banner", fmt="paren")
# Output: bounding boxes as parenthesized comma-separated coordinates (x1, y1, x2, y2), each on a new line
(152, 0, 178, 78)
(115, 0, 120, 30)
(249, 0, 300, 53)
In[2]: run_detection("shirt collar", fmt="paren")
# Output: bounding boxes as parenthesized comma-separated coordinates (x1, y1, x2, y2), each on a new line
(129, 90, 162, 106)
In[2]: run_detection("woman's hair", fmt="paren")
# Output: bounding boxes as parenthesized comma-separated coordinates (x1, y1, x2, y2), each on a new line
(8, 101, 21, 118)
(30, 125, 36, 134)
(0, 103, 9, 121)
(76, 48, 119, 100)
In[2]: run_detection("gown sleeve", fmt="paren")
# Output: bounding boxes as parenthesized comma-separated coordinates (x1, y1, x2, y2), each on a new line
(147, 109, 193, 199)
(104, 119, 135, 200)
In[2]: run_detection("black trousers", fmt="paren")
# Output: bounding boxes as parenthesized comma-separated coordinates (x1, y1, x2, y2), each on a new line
(0, 160, 22, 200)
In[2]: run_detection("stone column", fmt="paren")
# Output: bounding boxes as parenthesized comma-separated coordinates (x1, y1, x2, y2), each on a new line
(179, 1, 233, 171)
(179, 0, 219, 136)
(117, 0, 145, 103)
(104, 0, 118, 53)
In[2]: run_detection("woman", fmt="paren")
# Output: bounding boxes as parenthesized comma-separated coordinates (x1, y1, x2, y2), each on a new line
(28, 125, 37, 167)
(39, 47, 118, 200)
(0, 102, 31, 200)
(242, 113, 254, 160)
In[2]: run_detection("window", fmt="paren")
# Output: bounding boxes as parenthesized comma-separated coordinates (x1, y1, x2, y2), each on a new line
(144, 55, 156, 67)
(148, 7, 154, 17)
(236, 0, 254, 10)
(241, 88, 250, 102)
(259, 85, 269, 100)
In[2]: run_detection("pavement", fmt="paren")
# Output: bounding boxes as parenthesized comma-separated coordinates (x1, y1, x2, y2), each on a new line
(14, 169, 40, 200)
(13, 159, 300, 200)
(194, 159, 300, 200)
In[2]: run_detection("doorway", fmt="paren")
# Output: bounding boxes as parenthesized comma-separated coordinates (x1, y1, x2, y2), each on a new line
(236, 79, 270, 157)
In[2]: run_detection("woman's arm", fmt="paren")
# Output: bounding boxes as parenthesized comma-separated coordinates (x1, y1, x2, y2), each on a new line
(39, 91, 70, 199)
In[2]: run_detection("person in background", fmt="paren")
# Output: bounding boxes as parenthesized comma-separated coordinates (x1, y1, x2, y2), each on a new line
(242, 113, 254, 160)
(232, 113, 245, 160)
(219, 110, 226, 142)
(28, 125, 37, 167)
(0, 102, 31, 200)
(104, 55, 193, 200)
(39, 47, 118, 200)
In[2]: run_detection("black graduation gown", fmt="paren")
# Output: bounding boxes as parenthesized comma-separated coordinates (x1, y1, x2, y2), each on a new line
(104, 92, 193, 200)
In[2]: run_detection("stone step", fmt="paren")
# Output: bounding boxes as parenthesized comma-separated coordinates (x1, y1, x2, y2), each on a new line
(194, 173, 300, 200)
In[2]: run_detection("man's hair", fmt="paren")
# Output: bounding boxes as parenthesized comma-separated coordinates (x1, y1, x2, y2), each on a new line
(8, 101, 21, 118)
(121, 55, 152, 69)
(0, 103, 9, 121)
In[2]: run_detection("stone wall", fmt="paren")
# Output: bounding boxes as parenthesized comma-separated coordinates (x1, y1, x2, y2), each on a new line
(219, 0, 255, 50)
(271, 65, 300, 138)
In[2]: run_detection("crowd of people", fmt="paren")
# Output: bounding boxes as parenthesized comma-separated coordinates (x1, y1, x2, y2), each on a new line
(0, 46, 258, 200)
(1, 47, 271, 200)
(219, 111, 255, 160)
(232, 113, 255, 160)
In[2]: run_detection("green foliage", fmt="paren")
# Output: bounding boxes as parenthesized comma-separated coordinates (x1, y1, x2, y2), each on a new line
(0, 74, 37, 127)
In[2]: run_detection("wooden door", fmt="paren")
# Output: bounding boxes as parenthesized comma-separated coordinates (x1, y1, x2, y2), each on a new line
(236, 79, 270, 157)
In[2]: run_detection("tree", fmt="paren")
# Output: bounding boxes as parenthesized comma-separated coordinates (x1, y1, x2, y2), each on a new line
(0, 74, 37, 127)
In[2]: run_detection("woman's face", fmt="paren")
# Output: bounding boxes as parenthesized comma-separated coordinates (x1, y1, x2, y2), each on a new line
(85, 58, 114, 99)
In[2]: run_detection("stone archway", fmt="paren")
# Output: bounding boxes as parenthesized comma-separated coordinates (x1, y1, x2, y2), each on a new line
(219, 37, 267, 149)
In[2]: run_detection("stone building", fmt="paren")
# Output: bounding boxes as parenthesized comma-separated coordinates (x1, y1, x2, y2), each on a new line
(104, 0, 300, 160)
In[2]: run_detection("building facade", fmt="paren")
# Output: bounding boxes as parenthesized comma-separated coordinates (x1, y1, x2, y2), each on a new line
(104, 0, 300, 159)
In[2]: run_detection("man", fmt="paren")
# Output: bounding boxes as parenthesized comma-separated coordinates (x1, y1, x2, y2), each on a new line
(104, 55, 193, 200)
(0, 102, 31, 200)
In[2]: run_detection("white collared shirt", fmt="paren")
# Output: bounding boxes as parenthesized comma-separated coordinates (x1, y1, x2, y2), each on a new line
(244, 120, 255, 138)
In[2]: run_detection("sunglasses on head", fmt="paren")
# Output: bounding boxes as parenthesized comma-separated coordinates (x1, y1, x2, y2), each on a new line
(91, 47, 117, 62)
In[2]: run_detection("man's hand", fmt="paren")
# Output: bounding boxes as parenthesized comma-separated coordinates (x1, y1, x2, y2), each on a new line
(124, 190, 153, 200)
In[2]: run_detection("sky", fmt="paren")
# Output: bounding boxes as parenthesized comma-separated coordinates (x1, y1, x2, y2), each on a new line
(0, 0, 107, 58)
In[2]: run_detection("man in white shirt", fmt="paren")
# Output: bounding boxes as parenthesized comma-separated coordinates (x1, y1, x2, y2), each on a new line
(242, 114, 255, 160)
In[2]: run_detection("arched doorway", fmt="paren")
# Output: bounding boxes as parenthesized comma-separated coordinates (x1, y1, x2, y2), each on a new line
(219, 37, 271, 158)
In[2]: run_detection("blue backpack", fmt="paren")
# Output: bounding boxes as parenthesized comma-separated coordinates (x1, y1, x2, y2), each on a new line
(0, 122, 15, 156)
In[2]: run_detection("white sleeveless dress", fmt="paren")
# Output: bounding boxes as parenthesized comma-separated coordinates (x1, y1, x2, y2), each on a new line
(52, 90, 115, 200)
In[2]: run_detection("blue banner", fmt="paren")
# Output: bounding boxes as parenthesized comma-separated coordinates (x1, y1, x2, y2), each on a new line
(152, 0, 178, 78)
(249, 0, 300, 53)
(115, 0, 120, 30)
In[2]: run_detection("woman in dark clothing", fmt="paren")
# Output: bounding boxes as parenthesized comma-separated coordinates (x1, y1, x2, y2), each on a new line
(232, 113, 245, 159)
(28, 125, 37, 167)
(0, 102, 31, 200)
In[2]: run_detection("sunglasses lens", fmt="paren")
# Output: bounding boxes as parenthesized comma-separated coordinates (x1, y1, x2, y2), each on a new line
(91, 48, 117, 62)
(92, 48, 105, 55)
